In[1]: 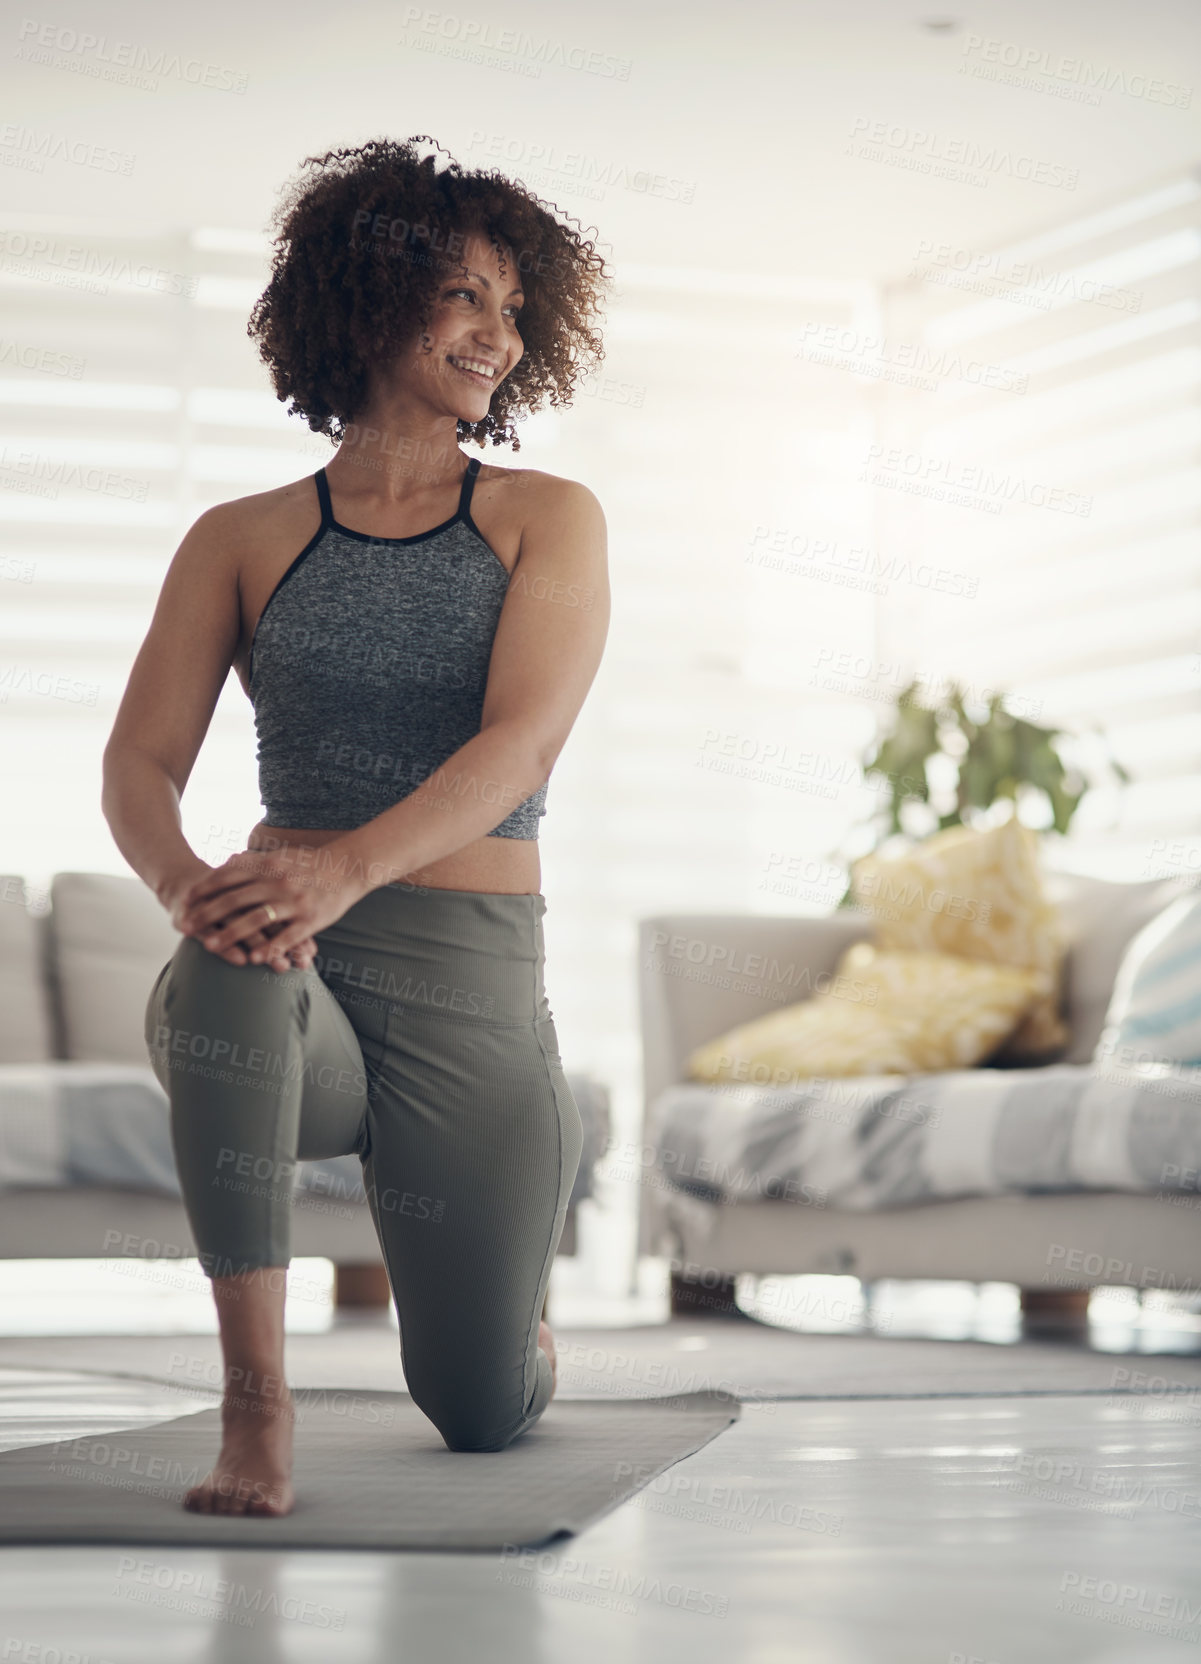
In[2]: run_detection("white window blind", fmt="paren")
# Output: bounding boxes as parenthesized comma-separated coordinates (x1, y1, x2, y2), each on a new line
(869, 169, 1201, 883)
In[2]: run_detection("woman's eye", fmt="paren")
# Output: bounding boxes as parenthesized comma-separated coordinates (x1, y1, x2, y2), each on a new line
(446, 288, 523, 323)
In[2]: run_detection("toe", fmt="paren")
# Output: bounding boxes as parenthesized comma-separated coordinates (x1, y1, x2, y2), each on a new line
(248, 1490, 288, 1517)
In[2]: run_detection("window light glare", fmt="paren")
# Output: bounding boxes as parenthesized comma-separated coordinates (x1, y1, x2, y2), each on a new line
(927, 229, 1201, 349)
(976, 177, 1201, 270)
(187, 388, 287, 425)
(193, 276, 264, 310)
(0, 381, 179, 410)
(190, 227, 271, 255)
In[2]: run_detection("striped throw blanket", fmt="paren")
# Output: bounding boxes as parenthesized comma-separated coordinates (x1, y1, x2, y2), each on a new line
(637, 1063, 1201, 1231)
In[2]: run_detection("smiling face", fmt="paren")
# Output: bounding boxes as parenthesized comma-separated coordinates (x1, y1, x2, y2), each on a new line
(390, 227, 526, 421)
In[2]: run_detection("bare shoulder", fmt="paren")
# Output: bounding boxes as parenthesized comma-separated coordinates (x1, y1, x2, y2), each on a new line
(479, 462, 601, 507)
(193, 473, 319, 556)
(476, 462, 605, 544)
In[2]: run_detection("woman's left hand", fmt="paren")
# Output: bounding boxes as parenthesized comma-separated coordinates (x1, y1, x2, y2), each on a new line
(175, 848, 368, 969)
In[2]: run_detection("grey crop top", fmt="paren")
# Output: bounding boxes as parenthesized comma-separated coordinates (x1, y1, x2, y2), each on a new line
(246, 458, 548, 838)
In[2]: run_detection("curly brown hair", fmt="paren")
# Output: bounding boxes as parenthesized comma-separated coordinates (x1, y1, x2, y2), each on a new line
(247, 135, 612, 451)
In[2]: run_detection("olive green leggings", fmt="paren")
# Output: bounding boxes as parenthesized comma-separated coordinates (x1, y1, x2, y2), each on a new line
(144, 881, 583, 1454)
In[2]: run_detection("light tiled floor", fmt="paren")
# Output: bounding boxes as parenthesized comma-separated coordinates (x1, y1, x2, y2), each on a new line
(3, 1314, 1201, 1662)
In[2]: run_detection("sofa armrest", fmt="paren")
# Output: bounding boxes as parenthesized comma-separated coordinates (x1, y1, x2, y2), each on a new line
(637, 911, 873, 1111)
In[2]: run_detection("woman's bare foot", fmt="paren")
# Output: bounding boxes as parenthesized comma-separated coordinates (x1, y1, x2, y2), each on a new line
(184, 1379, 296, 1515)
(186, 1268, 294, 1517)
(539, 1319, 558, 1400)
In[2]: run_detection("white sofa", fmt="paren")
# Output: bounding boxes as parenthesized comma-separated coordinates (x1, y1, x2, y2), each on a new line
(0, 872, 609, 1289)
(636, 867, 1201, 1298)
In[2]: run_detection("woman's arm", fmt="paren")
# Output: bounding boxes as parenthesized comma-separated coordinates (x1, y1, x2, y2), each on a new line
(101, 505, 314, 972)
(101, 504, 242, 907)
(180, 475, 610, 960)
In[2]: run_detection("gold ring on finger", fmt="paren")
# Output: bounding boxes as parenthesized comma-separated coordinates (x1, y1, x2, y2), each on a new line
(263, 903, 278, 924)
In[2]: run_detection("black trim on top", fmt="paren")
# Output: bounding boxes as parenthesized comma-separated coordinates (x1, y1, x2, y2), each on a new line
(247, 473, 332, 687)
(456, 457, 500, 563)
(247, 459, 508, 688)
(314, 457, 484, 546)
(458, 455, 482, 522)
(314, 466, 334, 528)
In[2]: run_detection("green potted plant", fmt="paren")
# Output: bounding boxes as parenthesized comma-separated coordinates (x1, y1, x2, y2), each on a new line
(834, 678, 1130, 908)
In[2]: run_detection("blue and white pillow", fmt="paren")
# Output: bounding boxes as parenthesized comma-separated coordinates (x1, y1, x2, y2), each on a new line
(1095, 888, 1201, 1071)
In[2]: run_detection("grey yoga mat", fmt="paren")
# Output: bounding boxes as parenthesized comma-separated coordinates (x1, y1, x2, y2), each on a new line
(0, 1387, 741, 1551)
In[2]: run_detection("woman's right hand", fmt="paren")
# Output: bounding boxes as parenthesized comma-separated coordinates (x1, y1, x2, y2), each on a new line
(158, 861, 319, 974)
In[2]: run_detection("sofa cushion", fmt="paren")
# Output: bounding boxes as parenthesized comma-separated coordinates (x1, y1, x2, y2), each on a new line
(849, 814, 1067, 1064)
(686, 944, 1045, 1082)
(640, 912, 876, 1109)
(1092, 887, 1201, 1071)
(1042, 869, 1197, 1064)
(0, 876, 55, 1063)
(48, 873, 180, 1063)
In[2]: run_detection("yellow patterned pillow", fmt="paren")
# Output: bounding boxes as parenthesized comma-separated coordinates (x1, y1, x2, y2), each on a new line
(687, 942, 1047, 1083)
(849, 813, 1068, 1062)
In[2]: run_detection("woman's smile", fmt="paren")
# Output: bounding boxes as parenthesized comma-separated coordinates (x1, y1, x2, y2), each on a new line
(447, 353, 501, 387)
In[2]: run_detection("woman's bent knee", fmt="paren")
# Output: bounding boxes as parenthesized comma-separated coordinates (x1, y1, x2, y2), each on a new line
(144, 935, 312, 1088)
(428, 1364, 552, 1454)
(149, 935, 313, 1029)
(440, 1414, 536, 1454)
(167, 932, 270, 993)
(147, 935, 243, 1022)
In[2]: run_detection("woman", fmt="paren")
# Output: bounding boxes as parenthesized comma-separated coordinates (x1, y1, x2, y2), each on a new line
(101, 136, 611, 1516)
